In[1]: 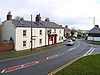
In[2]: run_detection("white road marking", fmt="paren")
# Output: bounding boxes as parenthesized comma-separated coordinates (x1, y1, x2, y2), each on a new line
(36, 61, 39, 63)
(21, 65, 24, 68)
(83, 46, 94, 56)
(1, 69, 5, 73)
(88, 48, 95, 55)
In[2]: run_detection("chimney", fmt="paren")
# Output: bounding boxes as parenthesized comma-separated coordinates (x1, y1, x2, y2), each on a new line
(60, 25, 62, 27)
(35, 14, 41, 22)
(65, 25, 68, 28)
(7, 12, 12, 20)
(45, 17, 50, 22)
(95, 25, 99, 28)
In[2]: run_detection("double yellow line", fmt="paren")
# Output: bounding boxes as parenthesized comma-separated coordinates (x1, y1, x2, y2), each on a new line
(48, 56, 83, 75)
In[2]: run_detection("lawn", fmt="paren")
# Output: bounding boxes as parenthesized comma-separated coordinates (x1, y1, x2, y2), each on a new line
(0, 43, 62, 61)
(89, 41, 100, 45)
(56, 54, 100, 75)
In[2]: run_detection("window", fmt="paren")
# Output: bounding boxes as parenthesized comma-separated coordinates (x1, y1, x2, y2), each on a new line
(23, 41, 26, 46)
(47, 29, 51, 34)
(23, 30, 26, 36)
(54, 29, 56, 33)
(40, 30, 42, 35)
(62, 37, 63, 40)
(59, 36, 62, 41)
(50, 36, 53, 41)
(59, 30, 61, 34)
(39, 39, 42, 44)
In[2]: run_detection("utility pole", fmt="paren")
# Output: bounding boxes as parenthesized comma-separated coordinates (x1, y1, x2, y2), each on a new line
(31, 14, 33, 51)
(93, 17, 95, 44)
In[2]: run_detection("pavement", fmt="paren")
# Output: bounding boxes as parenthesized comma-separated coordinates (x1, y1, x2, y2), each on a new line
(0, 39, 94, 75)
(91, 45, 100, 55)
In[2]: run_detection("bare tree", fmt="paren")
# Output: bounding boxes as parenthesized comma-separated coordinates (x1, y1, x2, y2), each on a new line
(15, 16, 24, 20)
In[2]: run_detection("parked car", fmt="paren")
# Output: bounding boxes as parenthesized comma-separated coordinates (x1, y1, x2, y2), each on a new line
(72, 38, 76, 41)
(66, 40, 74, 46)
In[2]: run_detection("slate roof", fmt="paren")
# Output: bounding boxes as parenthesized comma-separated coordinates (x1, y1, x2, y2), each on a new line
(88, 27, 100, 34)
(11, 19, 62, 29)
(12, 19, 44, 28)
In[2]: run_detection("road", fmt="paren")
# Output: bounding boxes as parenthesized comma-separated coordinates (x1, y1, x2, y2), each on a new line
(0, 39, 93, 75)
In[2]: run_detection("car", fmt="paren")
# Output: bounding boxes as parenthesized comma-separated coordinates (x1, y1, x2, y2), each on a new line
(72, 38, 76, 41)
(66, 40, 74, 46)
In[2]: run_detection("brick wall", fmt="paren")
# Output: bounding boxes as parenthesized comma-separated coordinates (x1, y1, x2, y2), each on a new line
(0, 25, 2, 40)
(0, 43, 14, 52)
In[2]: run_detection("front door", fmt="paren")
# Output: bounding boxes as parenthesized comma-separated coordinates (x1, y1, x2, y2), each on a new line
(54, 35, 57, 44)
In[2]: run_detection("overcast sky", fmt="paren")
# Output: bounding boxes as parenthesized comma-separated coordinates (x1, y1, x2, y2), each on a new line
(0, 0, 100, 30)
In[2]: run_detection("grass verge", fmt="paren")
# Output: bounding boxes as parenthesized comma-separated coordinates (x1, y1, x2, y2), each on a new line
(0, 43, 63, 61)
(88, 41, 100, 45)
(56, 54, 100, 75)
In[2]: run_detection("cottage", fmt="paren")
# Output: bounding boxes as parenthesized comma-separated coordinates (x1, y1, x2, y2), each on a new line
(64, 25, 71, 38)
(87, 25, 100, 41)
(2, 12, 64, 51)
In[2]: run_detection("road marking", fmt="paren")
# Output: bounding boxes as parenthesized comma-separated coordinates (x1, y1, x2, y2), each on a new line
(88, 48, 95, 55)
(83, 46, 94, 56)
(0, 54, 60, 74)
(1, 69, 5, 73)
(69, 47, 75, 51)
(48, 56, 83, 75)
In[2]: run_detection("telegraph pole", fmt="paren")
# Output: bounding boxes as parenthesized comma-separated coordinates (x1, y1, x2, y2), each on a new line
(31, 14, 33, 51)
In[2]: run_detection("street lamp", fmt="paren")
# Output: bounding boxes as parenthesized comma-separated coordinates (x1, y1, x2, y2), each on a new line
(89, 17, 95, 43)
(93, 17, 95, 44)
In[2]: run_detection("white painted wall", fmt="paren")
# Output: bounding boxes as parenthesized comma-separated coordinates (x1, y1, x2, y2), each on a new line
(45, 28, 64, 45)
(2, 20, 15, 43)
(57, 29, 64, 43)
(88, 36, 100, 41)
(2, 20, 65, 51)
(15, 27, 45, 51)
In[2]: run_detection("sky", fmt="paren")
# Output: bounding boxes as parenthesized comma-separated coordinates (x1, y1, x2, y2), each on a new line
(0, 0, 100, 30)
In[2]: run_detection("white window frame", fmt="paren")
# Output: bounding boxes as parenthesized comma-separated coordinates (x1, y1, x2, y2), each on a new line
(40, 30, 42, 35)
(23, 41, 26, 47)
(39, 39, 42, 44)
(23, 30, 26, 36)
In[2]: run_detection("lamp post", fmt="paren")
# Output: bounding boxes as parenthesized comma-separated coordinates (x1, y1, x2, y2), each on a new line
(92, 17, 95, 44)
(31, 14, 33, 51)
(89, 17, 95, 43)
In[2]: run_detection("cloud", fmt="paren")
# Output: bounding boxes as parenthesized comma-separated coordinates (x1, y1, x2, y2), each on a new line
(0, 0, 100, 30)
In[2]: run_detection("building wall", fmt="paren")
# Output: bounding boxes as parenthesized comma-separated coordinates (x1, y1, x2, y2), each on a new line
(64, 28, 71, 38)
(56, 28, 64, 43)
(15, 27, 45, 51)
(87, 36, 100, 41)
(45, 28, 64, 45)
(2, 20, 15, 43)
(0, 25, 2, 41)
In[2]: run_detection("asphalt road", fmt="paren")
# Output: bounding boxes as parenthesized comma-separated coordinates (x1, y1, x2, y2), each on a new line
(0, 39, 92, 75)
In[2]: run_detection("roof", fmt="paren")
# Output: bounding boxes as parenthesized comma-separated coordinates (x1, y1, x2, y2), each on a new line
(41, 21, 62, 28)
(88, 27, 100, 34)
(11, 19, 62, 29)
(12, 19, 44, 28)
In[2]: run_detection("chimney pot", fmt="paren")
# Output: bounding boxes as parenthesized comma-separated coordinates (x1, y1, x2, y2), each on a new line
(95, 25, 99, 28)
(7, 12, 12, 20)
(35, 13, 41, 22)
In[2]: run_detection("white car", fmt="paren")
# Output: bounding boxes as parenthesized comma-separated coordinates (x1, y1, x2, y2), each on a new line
(72, 38, 76, 41)
(66, 40, 74, 46)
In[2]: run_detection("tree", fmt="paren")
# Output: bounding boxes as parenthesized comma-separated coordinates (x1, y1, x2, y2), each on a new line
(71, 28, 77, 37)
(15, 16, 24, 20)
